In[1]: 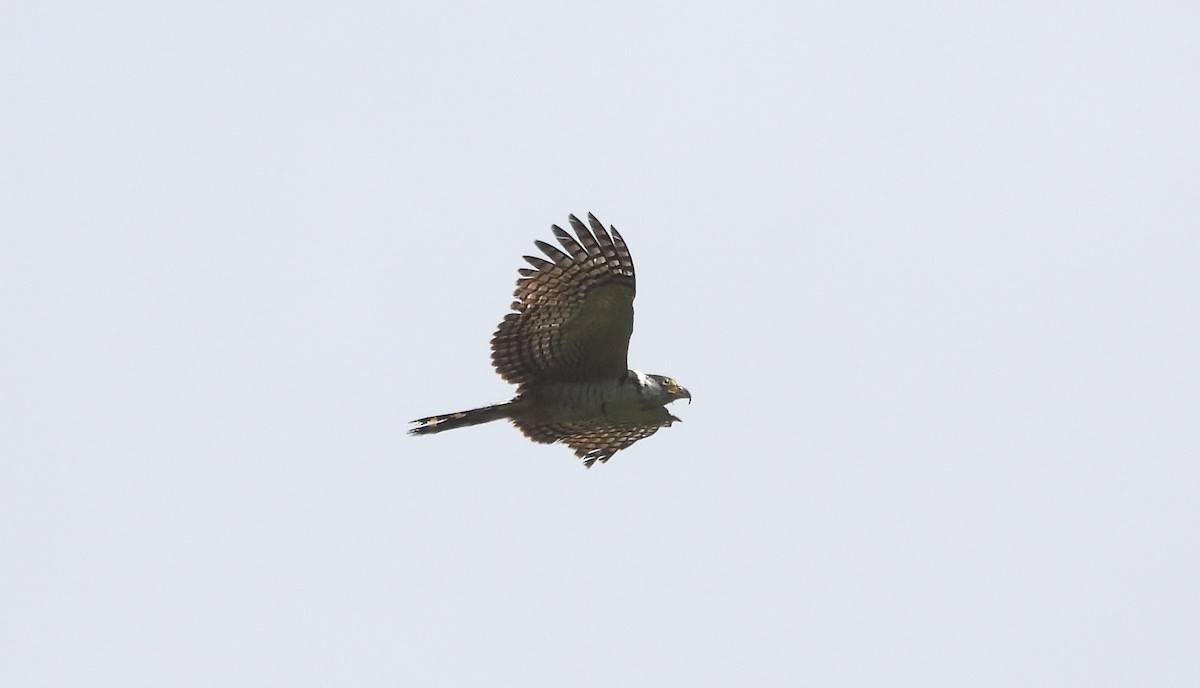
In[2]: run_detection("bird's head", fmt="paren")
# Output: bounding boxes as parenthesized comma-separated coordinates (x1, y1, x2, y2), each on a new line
(639, 373, 691, 406)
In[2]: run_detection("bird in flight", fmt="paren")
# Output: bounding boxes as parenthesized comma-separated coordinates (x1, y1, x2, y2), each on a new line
(410, 213, 690, 467)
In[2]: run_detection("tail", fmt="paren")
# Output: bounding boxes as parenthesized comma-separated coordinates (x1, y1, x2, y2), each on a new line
(408, 402, 515, 435)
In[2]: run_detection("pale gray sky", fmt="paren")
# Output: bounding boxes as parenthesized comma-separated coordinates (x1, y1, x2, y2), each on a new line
(3, 3, 1197, 686)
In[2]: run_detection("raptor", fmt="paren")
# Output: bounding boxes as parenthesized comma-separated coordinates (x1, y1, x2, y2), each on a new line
(409, 213, 690, 467)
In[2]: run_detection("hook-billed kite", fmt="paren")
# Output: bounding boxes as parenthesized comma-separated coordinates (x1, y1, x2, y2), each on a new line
(409, 213, 690, 467)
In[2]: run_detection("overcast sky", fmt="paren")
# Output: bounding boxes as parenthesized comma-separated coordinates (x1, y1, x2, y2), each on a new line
(3, 3, 1197, 686)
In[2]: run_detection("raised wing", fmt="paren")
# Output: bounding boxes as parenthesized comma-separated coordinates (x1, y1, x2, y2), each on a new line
(491, 213, 636, 386)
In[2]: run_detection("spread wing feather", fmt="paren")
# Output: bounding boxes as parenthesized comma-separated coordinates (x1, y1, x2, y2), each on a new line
(491, 214, 636, 387)
(513, 406, 676, 467)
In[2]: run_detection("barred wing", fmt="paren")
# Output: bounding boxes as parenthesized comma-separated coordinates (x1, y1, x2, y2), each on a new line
(491, 214, 636, 386)
(513, 407, 676, 468)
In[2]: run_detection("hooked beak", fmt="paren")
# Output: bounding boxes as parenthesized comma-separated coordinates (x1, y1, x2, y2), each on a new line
(677, 386, 691, 404)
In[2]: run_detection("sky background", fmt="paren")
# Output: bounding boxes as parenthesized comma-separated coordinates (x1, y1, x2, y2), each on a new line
(3, 2, 1198, 686)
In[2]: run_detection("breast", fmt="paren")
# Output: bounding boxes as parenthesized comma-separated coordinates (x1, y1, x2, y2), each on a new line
(521, 379, 645, 423)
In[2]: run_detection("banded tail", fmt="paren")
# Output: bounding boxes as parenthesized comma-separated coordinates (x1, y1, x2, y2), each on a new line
(408, 402, 515, 435)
